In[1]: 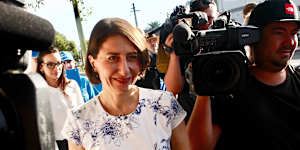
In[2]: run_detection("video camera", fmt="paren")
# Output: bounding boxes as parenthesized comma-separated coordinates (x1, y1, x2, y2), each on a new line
(159, 4, 240, 51)
(160, 5, 260, 95)
(158, 5, 210, 52)
(0, 1, 56, 149)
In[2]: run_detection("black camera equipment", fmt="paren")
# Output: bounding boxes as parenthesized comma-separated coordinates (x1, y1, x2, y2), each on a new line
(190, 0, 214, 12)
(0, 1, 56, 149)
(211, 11, 238, 29)
(158, 4, 239, 53)
(158, 5, 209, 53)
(172, 16, 260, 95)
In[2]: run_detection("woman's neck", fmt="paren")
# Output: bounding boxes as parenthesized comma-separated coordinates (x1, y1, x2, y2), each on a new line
(99, 85, 139, 115)
(46, 78, 59, 88)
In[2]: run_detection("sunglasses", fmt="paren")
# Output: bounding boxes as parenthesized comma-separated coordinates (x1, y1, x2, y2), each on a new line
(42, 62, 63, 69)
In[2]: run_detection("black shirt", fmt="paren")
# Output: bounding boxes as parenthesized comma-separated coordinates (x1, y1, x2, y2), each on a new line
(135, 50, 161, 90)
(212, 66, 300, 150)
(177, 55, 196, 123)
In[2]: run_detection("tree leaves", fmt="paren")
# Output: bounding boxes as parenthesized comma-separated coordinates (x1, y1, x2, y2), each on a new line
(53, 32, 80, 61)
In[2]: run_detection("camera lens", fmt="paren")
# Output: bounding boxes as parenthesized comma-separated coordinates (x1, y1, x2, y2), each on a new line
(203, 55, 240, 91)
(192, 51, 247, 95)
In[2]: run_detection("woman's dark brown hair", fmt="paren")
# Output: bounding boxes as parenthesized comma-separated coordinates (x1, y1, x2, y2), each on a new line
(85, 17, 150, 84)
(37, 47, 70, 96)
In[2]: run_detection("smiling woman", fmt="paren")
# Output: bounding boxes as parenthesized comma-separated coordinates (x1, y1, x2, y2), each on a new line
(61, 17, 191, 150)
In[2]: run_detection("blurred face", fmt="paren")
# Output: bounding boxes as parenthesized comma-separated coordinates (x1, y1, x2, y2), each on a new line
(40, 52, 63, 83)
(63, 60, 76, 70)
(147, 37, 158, 51)
(254, 22, 299, 71)
(199, 3, 218, 30)
(88, 35, 141, 93)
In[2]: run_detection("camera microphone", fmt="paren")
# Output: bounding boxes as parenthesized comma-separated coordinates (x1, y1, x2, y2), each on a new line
(191, 12, 208, 29)
(0, 2, 57, 149)
(173, 22, 198, 55)
(0, 1, 55, 50)
(173, 22, 193, 42)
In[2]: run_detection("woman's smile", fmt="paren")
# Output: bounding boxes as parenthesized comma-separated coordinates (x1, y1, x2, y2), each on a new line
(113, 76, 132, 84)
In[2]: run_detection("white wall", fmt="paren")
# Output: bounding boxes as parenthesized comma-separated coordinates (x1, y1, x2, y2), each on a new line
(217, 0, 300, 25)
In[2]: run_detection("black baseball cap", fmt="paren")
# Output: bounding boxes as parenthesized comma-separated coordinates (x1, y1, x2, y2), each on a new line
(248, 0, 300, 28)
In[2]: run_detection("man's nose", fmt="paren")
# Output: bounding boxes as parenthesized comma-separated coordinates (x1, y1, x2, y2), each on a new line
(285, 35, 297, 50)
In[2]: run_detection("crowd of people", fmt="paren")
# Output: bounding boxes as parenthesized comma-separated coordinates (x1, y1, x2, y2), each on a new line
(21, 0, 300, 150)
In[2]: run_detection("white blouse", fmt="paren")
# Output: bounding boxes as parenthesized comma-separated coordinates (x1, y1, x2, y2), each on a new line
(62, 87, 186, 150)
(28, 73, 84, 141)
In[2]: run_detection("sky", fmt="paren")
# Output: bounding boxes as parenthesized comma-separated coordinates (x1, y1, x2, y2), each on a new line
(27, 0, 187, 48)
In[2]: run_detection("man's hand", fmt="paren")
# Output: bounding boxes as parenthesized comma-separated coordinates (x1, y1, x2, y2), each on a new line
(165, 33, 174, 48)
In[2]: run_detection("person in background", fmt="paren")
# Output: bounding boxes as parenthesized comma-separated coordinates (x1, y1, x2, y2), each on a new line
(92, 83, 103, 95)
(190, 0, 219, 30)
(37, 47, 84, 150)
(135, 29, 166, 91)
(62, 17, 190, 150)
(242, 2, 257, 26)
(145, 33, 167, 91)
(146, 33, 159, 53)
(24, 50, 39, 74)
(163, 0, 220, 123)
(242, 2, 257, 64)
(187, 0, 300, 150)
(60, 51, 96, 102)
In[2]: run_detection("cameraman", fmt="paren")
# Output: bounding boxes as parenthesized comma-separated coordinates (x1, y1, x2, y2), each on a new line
(190, 0, 219, 30)
(164, 0, 220, 123)
(185, 0, 300, 150)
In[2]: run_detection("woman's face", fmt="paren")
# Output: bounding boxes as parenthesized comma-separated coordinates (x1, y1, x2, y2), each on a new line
(40, 52, 63, 82)
(89, 35, 141, 93)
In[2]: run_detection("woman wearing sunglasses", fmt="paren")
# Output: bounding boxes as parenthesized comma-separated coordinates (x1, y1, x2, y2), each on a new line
(37, 47, 84, 150)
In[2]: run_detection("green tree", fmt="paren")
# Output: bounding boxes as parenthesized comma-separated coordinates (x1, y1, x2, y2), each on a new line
(53, 32, 80, 61)
(26, 0, 92, 20)
(26, 0, 89, 71)
(145, 21, 161, 32)
(26, 0, 44, 9)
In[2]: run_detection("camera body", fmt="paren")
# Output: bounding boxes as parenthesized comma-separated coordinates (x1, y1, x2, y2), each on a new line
(174, 25, 260, 55)
(159, 5, 209, 53)
(0, 1, 56, 149)
(171, 12, 260, 95)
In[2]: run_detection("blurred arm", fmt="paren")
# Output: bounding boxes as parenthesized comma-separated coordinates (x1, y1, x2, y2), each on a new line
(163, 34, 185, 95)
(187, 96, 222, 150)
(171, 121, 191, 150)
(68, 141, 85, 150)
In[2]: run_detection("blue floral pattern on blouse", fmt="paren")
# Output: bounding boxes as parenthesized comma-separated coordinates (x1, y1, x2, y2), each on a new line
(62, 87, 186, 150)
